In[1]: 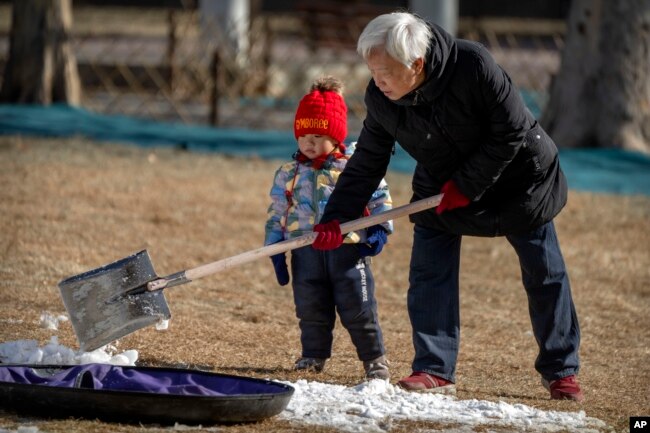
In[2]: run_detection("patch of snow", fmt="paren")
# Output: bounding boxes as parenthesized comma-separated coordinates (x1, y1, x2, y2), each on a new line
(38, 312, 68, 330)
(279, 379, 606, 433)
(0, 337, 606, 432)
(0, 337, 137, 366)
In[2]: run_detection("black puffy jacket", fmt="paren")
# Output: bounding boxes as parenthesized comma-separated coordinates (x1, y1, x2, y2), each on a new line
(321, 23, 567, 236)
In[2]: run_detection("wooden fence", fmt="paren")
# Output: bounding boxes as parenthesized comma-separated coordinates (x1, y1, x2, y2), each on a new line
(0, 7, 565, 131)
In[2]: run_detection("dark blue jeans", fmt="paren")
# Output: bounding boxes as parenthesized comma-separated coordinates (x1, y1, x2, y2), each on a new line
(291, 244, 385, 362)
(408, 221, 580, 382)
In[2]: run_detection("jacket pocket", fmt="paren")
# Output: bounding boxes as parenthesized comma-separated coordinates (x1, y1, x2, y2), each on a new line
(522, 123, 557, 174)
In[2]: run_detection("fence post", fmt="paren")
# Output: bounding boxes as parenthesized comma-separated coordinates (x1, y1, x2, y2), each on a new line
(210, 50, 220, 126)
(167, 9, 177, 93)
(259, 16, 271, 94)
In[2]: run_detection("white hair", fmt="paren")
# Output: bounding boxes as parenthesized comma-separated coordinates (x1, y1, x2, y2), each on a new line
(357, 12, 432, 67)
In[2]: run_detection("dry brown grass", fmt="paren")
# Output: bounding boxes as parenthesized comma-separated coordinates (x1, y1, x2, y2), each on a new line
(1, 135, 649, 432)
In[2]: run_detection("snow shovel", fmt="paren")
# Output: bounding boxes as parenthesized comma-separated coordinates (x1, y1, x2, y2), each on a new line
(59, 194, 442, 351)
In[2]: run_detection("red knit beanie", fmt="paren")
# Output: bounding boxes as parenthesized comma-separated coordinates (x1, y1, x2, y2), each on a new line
(294, 78, 348, 144)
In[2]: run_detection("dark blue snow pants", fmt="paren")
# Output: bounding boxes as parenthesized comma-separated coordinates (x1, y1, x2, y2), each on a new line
(290, 244, 385, 362)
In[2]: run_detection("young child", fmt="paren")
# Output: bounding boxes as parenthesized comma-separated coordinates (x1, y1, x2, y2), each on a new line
(264, 76, 393, 380)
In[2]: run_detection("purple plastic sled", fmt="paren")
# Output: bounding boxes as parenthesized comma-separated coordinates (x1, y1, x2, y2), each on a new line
(0, 364, 293, 425)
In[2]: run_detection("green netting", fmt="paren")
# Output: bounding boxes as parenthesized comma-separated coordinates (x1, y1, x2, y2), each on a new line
(1, 104, 648, 196)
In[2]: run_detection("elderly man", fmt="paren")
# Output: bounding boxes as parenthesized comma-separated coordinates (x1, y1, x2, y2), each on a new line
(311, 12, 583, 402)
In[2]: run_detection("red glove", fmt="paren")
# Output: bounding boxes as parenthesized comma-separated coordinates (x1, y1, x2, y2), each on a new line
(436, 180, 471, 215)
(313, 220, 343, 250)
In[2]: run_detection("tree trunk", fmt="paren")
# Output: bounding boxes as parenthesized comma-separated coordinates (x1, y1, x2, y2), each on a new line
(0, 0, 81, 105)
(541, 0, 650, 153)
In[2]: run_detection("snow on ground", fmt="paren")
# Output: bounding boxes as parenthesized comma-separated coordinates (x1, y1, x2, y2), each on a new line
(0, 336, 138, 366)
(279, 378, 605, 433)
(0, 312, 607, 433)
(0, 427, 41, 433)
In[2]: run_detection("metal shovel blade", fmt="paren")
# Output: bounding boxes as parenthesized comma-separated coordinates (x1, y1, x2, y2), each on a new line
(58, 250, 171, 352)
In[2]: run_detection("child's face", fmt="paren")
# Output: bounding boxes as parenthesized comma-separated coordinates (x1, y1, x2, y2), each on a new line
(297, 134, 338, 159)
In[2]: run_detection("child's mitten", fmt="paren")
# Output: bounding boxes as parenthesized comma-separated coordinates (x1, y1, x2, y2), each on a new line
(270, 252, 290, 286)
(359, 225, 388, 257)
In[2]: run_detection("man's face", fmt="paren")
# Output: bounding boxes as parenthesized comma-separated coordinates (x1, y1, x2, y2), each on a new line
(366, 48, 425, 101)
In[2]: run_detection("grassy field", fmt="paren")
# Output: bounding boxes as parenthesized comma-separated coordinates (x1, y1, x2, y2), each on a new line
(1, 135, 649, 432)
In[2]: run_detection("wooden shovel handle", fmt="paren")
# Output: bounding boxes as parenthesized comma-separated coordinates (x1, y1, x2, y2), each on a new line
(148, 194, 442, 291)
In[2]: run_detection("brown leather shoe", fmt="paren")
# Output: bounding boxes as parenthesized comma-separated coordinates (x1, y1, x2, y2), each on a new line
(542, 375, 584, 402)
(363, 356, 390, 380)
(294, 357, 326, 372)
(397, 372, 456, 394)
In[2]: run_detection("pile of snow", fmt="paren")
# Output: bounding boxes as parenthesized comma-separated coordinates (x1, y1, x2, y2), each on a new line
(38, 312, 68, 331)
(0, 428, 41, 433)
(0, 313, 607, 433)
(0, 336, 137, 366)
(281, 379, 606, 433)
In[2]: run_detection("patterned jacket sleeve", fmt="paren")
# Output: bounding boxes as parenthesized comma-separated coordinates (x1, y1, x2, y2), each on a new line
(264, 164, 290, 245)
(367, 178, 394, 235)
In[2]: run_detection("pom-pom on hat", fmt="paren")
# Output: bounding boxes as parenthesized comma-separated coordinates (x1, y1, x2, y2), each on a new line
(294, 76, 348, 144)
